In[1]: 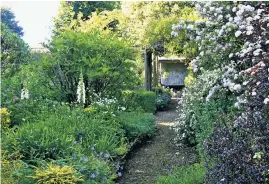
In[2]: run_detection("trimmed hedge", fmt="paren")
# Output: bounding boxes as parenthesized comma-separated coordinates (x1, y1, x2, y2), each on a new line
(121, 89, 156, 113)
(117, 112, 155, 139)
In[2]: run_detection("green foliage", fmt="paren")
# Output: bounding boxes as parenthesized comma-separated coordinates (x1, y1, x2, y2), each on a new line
(144, 6, 200, 56)
(120, 2, 199, 56)
(43, 30, 138, 104)
(175, 69, 225, 146)
(155, 163, 205, 184)
(136, 90, 157, 113)
(1, 7, 23, 36)
(117, 112, 155, 139)
(30, 163, 84, 183)
(2, 105, 127, 161)
(184, 67, 196, 86)
(54, 1, 120, 34)
(1, 23, 30, 77)
(121, 90, 156, 113)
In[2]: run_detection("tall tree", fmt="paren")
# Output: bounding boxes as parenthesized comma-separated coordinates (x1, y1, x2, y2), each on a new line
(1, 23, 29, 77)
(53, 1, 120, 33)
(1, 7, 23, 36)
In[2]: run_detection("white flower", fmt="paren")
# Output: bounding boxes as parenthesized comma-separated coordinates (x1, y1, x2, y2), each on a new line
(233, 84, 242, 93)
(217, 15, 223, 21)
(209, 7, 215, 12)
(232, 7, 237, 12)
(77, 72, 86, 104)
(187, 24, 194, 30)
(235, 30, 242, 37)
(171, 31, 178, 37)
(264, 98, 269, 105)
(257, 9, 264, 15)
(234, 102, 240, 109)
(246, 17, 253, 23)
(21, 87, 29, 99)
(195, 4, 201, 11)
(253, 49, 262, 56)
(246, 30, 253, 35)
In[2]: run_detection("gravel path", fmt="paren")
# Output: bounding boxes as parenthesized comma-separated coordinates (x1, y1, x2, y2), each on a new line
(119, 101, 198, 184)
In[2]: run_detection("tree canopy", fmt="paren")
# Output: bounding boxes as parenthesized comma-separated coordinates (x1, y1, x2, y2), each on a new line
(1, 7, 24, 37)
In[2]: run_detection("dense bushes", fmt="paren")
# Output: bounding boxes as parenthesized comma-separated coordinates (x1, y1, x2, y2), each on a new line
(121, 89, 156, 113)
(1, 100, 156, 183)
(171, 1, 269, 183)
(1, 27, 156, 183)
(117, 112, 155, 139)
(43, 30, 139, 105)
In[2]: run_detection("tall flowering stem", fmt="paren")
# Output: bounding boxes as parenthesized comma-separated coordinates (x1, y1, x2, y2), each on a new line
(77, 71, 86, 105)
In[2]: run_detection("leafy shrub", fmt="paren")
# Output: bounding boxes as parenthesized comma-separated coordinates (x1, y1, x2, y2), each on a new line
(121, 89, 156, 113)
(1, 149, 23, 184)
(30, 163, 83, 184)
(155, 163, 205, 184)
(6, 98, 62, 126)
(154, 87, 172, 110)
(2, 106, 127, 160)
(42, 30, 139, 105)
(1, 108, 11, 130)
(172, 2, 269, 183)
(65, 155, 117, 183)
(174, 69, 223, 145)
(117, 112, 155, 139)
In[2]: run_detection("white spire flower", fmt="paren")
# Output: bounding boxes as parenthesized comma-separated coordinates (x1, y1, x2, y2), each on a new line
(77, 71, 86, 104)
(21, 86, 29, 100)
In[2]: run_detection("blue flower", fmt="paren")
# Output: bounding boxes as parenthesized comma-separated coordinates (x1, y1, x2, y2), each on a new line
(104, 153, 110, 158)
(72, 153, 77, 158)
(118, 172, 122, 177)
(80, 157, 88, 162)
(90, 173, 96, 179)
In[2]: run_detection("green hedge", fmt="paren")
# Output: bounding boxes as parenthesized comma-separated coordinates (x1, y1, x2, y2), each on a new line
(117, 112, 155, 139)
(121, 89, 156, 113)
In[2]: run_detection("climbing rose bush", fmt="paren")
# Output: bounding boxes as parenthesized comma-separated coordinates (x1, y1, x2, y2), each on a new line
(173, 1, 269, 183)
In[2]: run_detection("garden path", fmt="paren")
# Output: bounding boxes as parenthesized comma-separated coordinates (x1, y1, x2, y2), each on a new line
(119, 99, 198, 184)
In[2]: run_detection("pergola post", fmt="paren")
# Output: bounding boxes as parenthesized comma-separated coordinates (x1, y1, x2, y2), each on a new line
(144, 49, 152, 91)
(152, 54, 158, 88)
